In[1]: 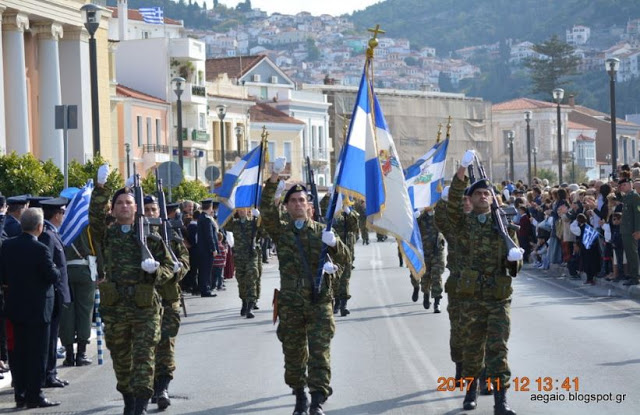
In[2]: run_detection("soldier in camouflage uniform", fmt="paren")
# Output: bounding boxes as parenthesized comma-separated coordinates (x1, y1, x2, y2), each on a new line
(434, 187, 467, 387)
(224, 208, 261, 318)
(410, 206, 445, 312)
(143, 197, 190, 410)
(261, 157, 350, 415)
(90, 165, 176, 415)
(353, 199, 369, 245)
(447, 152, 522, 415)
(332, 201, 359, 316)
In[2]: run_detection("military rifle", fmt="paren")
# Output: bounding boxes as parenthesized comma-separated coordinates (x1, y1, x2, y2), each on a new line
(132, 172, 155, 263)
(468, 164, 476, 185)
(473, 156, 521, 271)
(156, 172, 187, 317)
(306, 156, 322, 222)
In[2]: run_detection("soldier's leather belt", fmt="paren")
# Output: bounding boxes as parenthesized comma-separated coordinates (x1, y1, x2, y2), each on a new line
(115, 284, 136, 296)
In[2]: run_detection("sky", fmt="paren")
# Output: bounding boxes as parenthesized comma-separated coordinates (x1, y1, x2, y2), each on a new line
(195, 0, 384, 16)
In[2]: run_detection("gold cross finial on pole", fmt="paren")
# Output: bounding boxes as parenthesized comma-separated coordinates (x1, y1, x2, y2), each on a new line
(366, 24, 385, 58)
(436, 123, 443, 143)
(261, 125, 269, 140)
(445, 116, 453, 139)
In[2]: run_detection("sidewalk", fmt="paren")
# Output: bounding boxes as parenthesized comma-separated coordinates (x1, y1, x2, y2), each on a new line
(524, 262, 640, 300)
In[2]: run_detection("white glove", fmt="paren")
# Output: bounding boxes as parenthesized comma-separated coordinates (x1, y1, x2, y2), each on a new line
(322, 230, 337, 247)
(442, 186, 450, 202)
(273, 157, 287, 174)
(125, 175, 135, 188)
(460, 150, 475, 168)
(507, 247, 525, 262)
(274, 180, 286, 199)
(342, 205, 351, 214)
(173, 261, 182, 274)
(323, 261, 339, 275)
(251, 208, 260, 218)
(97, 164, 110, 186)
(141, 258, 160, 273)
(413, 210, 421, 219)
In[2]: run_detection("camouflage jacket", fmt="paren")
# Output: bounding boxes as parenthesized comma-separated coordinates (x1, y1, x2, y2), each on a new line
(417, 209, 445, 259)
(89, 185, 174, 287)
(224, 217, 259, 260)
(620, 190, 640, 235)
(260, 180, 351, 300)
(333, 209, 359, 250)
(447, 175, 521, 299)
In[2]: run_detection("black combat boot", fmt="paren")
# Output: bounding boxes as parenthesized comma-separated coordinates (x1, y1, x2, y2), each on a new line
(123, 394, 135, 415)
(463, 378, 478, 410)
(479, 367, 492, 395)
(246, 301, 255, 319)
(411, 286, 419, 302)
(133, 397, 148, 415)
(423, 292, 431, 309)
(455, 362, 463, 388)
(340, 299, 350, 316)
(292, 388, 309, 415)
(151, 379, 158, 404)
(433, 297, 441, 313)
(333, 300, 340, 314)
(75, 342, 92, 366)
(309, 391, 326, 415)
(494, 387, 516, 415)
(253, 301, 260, 310)
(156, 376, 171, 410)
(62, 345, 75, 367)
(240, 300, 247, 316)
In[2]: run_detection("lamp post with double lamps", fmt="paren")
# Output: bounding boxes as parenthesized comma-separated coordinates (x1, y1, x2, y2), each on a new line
(234, 125, 244, 155)
(216, 104, 227, 177)
(606, 57, 620, 178)
(553, 88, 565, 184)
(172, 77, 186, 170)
(80, 4, 105, 156)
(524, 110, 532, 185)
(532, 147, 538, 177)
(508, 130, 515, 182)
(125, 143, 131, 177)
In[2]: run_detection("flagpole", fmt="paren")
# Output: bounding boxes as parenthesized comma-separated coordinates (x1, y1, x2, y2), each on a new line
(251, 127, 268, 242)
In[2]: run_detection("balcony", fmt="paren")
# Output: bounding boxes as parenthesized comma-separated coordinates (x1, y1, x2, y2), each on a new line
(142, 145, 171, 168)
(143, 144, 170, 154)
(169, 37, 206, 61)
(170, 82, 207, 105)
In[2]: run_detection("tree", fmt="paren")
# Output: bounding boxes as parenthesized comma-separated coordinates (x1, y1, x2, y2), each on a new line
(171, 179, 211, 203)
(438, 72, 454, 92)
(404, 57, 418, 66)
(524, 35, 581, 98)
(67, 154, 123, 190)
(0, 152, 62, 196)
(306, 38, 320, 62)
(536, 168, 558, 186)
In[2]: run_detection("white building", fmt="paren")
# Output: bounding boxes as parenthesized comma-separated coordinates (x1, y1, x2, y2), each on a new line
(566, 25, 591, 46)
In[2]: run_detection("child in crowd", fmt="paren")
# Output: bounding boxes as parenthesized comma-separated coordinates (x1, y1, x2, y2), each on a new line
(213, 231, 228, 291)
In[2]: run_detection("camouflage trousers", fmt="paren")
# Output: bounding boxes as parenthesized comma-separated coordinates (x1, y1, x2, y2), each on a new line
(276, 290, 335, 397)
(101, 302, 161, 399)
(359, 223, 369, 243)
(410, 260, 444, 298)
(460, 298, 511, 388)
(336, 245, 354, 300)
(155, 301, 181, 379)
(236, 256, 259, 302)
(446, 295, 465, 363)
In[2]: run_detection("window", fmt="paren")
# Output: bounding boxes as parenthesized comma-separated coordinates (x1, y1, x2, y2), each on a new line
(137, 116, 142, 146)
(260, 87, 268, 101)
(199, 113, 206, 130)
(268, 142, 276, 159)
(318, 126, 324, 149)
(156, 119, 161, 146)
(284, 142, 292, 161)
(146, 117, 152, 145)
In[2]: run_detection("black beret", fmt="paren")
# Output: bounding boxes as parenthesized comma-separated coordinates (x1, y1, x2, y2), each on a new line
(144, 195, 158, 205)
(466, 179, 492, 196)
(111, 187, 134, 207)
(284, 184, 308, 203)
(40, 197, 69, 209)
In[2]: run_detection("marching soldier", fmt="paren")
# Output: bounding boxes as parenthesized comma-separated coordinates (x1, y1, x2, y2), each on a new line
(410, 206, 445, 312)
(143, 196, 190, 410)
(90, 165, 176, 415)
(261, 157, 350, 415)
(448, 151, 522, 415)
(332, 199, 359, 316)
(354, 199, 369, 245)
(224, 208, 261, 318)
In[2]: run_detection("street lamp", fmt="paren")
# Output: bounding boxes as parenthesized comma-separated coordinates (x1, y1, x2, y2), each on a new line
(571, 142, 576, 183)
(553, 87, 565, 184)
(216, 104, 227, 178)
(125, 142, 131, 178)
(532, 147, 538, 177)
(606, 57, 620, 179)
(524, 110, 532, 185)
(80, 3, 105, 156)
(508, 130, 515, 182)
(605, 153, 612, 178)
(234, 124, 244, 155)
(172, 77, 186, 170)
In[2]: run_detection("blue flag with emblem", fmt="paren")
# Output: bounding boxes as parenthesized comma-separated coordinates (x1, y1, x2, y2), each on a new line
(331, 61, 425, 280)
(59, 179, 93, 246)
(215, 144, 265, 228)
(404, 137, 449, 210)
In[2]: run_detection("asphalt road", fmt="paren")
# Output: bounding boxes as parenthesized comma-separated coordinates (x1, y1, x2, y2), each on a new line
(0, 234, 639, 414)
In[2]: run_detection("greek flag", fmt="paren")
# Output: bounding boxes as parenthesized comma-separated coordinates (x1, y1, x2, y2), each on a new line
(332, 66, 425, 280)
(582, 223, 599, 250)
(59, 180, 94, 246)
(138, 7, 164, 25)
(215, 144, 265, 227)
(404, 138, 449, 210)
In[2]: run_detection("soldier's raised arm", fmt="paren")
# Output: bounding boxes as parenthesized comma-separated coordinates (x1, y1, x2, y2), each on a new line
(89, 164, 112, 243)
(260, 158, 288, 243)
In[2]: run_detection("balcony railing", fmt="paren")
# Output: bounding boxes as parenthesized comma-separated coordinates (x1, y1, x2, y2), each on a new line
(311, 148, 329, 161)
(143, 144, 170, 154)
(191, 85, 206, 97)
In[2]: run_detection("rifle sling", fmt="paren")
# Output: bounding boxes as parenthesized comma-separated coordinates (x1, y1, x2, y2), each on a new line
(294, 233, 317, 292)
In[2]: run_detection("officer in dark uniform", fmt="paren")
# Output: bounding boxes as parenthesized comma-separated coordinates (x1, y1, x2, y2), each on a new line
(3, 196, 29, 238)
(197, 199, 218, 297)
(38, 197, 72, 388)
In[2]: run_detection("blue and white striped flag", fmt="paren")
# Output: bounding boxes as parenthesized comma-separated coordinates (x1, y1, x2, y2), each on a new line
(215, 144, 265, 227)
(404, 138, 449, 210)
(59, 180, 94, 246)
(582, 223, 599, 250)
(138, 7, 164, 25)
(332, 66, 425, 280)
